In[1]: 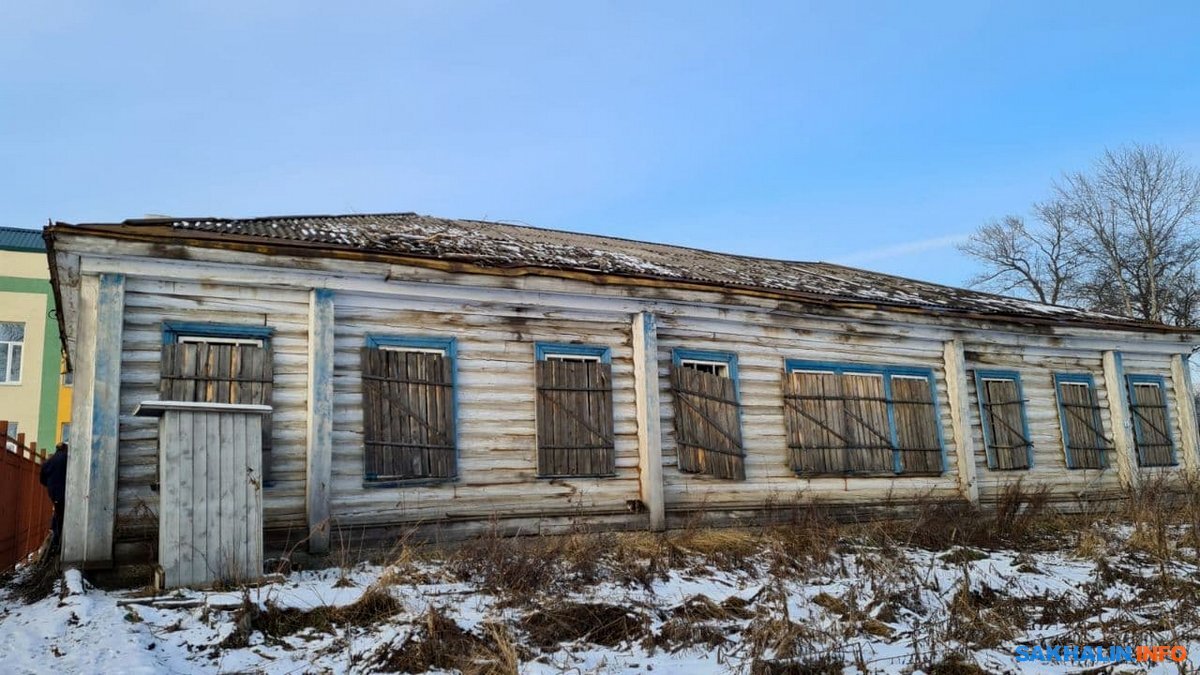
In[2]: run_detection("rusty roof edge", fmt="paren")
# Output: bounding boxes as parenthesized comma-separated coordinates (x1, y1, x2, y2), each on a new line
(46, 220, 1198, 337)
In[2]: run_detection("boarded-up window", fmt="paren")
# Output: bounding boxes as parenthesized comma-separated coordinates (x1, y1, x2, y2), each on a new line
(975, 372, 1032, 470)
(1127, 376, 1175, 467)
(1054, 375, 1108, 469)
(160, 339, 274, 479)
(671, 351, 744, 480)
(361, 344, 456, 482)
(535, 347, 615, 477)
(783, 363, 943, 476)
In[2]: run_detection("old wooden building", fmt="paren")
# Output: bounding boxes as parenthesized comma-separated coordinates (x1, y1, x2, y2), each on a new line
(45, 213, 1200, 578)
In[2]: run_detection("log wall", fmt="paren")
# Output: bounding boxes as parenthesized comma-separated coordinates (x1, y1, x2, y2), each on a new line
(45, 236, 1200, 565)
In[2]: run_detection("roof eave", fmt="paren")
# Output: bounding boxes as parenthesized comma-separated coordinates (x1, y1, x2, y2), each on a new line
(47, 221, 1198, 338)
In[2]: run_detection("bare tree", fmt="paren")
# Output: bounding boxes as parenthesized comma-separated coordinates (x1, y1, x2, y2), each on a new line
(961, 144, 1200, 326)
(959, 199, 1082, 305)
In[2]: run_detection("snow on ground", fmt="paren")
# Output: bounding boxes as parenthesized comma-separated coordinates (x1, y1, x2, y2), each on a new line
(2, 528, 1198, 674)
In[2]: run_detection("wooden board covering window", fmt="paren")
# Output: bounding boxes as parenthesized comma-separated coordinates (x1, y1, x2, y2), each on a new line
(535, 359, 615, 477)
(784, 370, 941, 476)
(978, 378, 1031, 470)
(161, 342, 274, 477)
(1056, 382, 1108, 469)
(361, 348, 456, 482)
(891, 376, 943, 474)
(1129, 382, 1174, 467)
(670, 367, 745, 480)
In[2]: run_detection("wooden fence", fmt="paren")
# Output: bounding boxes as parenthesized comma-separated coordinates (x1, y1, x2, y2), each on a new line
(0, 421, 52, 572)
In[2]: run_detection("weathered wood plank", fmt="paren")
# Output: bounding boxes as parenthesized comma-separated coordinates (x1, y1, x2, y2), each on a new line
(535, 359, 615, 477)
(670, 367, 744, 479)
(203, 412, 219, 579)
(1170, 354, 1200, 475)
(249, 414, 265, 581)
(1128, 381, 1173, 466)
(178, 411, 195, 586)
(306, 288, 335, 554)
(193, 410, 211, 584)
(944, 339, 979, 502)
(61, 274, 98, 566)
(361, 348, 455, 481)
(232, 412, 248, 578)
(631, 313, 664, 530)
(1102, 351, 1136, 488)
(159, 411, 181, 586)
(219, 412, 236, 580)
(68, 273, 124, 568)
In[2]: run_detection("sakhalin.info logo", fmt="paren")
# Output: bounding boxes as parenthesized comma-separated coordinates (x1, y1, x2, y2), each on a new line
(1014, 644, 1187, 664)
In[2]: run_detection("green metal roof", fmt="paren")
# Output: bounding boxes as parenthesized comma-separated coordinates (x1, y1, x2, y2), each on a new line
(0, 226, 45, 252)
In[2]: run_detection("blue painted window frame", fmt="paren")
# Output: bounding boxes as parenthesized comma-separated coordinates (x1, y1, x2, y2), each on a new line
(672, 348, 741, 400)
(534, 342, 612, 363)
(361, 335, 459, 487)
(1053, 373, 1108, 469)
(972, 370, 1034, 470)
(784, 360, 947, 475)
(1125, 373, 1177, 467)
(161, 321, 274, 345)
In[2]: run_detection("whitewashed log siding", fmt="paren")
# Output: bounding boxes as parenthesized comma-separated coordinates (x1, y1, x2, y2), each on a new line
(656, 318, 962, 519)
(47, 234, 1200, 568)
(115, 278, 311, 545)
(963, 346, 1123, 504)
(329, 292, 644, 530)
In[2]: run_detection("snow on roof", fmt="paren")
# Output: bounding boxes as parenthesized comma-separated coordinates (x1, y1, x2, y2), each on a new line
(57, 212, 1163, 330)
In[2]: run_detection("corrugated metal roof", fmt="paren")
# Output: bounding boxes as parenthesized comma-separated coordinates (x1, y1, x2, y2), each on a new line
(0, 226, 45, 252)
(56, 212, 1162, 329)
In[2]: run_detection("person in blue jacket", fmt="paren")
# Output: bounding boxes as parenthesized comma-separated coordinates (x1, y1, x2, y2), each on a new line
(39, 442, 68, 550)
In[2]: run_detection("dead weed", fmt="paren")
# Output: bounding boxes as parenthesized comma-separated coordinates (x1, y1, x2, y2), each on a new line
(520, 601, 649, 649)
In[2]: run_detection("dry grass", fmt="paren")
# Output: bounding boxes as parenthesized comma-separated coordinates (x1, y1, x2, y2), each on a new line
(944, 576, 1023, 649)
(368, 605, 522, 675)
(750, 654, 844, 675)
(889, 482, 1054, 551)
(9, 551, 62, 604)
(924, 653, 990, 675)
(520, 601, 649, 649)
(222, 583, 403, 648)
(23, 479, 1200, 673)
(447, 526, 617, 600)
(669, 593, 755, 622)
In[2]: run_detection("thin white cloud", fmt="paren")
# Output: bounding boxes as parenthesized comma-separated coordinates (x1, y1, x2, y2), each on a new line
(832, 233, 970, 265)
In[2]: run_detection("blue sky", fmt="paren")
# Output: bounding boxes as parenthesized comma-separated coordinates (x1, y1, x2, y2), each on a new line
(2, 1, 1199, 287)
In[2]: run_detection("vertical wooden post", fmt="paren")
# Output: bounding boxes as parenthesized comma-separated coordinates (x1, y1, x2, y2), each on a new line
(631, 312, 665, 530)
(306, 288, 335, 553)
(1102, 350, 1136, 488)
(942, 339, 980, 504)
(1170, 354, 1199, 476)
(62, 273, 124, 568)
(62, 275, 96, 566)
